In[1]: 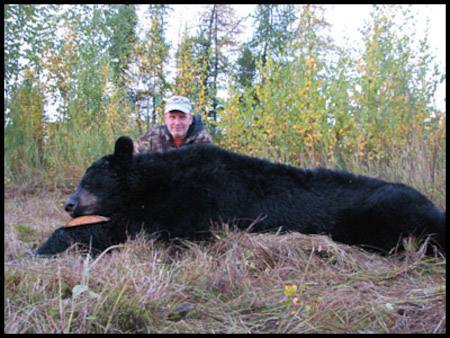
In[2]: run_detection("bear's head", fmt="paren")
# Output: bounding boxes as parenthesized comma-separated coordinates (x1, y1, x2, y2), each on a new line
(64, 136, 134, 218)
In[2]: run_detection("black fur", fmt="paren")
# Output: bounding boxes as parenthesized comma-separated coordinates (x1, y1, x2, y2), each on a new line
(36, 136, 446, 256)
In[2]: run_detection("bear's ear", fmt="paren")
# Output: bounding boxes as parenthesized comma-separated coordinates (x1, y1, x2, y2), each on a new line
(115, 136, 133, 157)
(112, 136, 133, 171)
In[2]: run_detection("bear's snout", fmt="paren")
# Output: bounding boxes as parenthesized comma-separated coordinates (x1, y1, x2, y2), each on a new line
(64, 198, 77, 215)
(64, 187, 99, 217)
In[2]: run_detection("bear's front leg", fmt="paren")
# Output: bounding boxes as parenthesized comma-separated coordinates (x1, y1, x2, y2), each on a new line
(35, 223, 119, 256)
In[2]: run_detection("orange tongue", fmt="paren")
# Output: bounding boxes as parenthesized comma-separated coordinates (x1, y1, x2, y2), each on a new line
(65, 215, 110, 228)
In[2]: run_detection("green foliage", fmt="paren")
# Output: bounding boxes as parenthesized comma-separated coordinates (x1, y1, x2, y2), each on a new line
(106, 4, 138, 87)
(218, 6, 445, 174)
(250, 4, 299, 67)
(219, 6, 339, 166)
(5, 67, 47, 184)
(236, 46, 257, 88)
(174, 30, 210, 118)
(4, 5, 57, 91)
(130, 4, 171, 131)
(183, 5, 243, 120)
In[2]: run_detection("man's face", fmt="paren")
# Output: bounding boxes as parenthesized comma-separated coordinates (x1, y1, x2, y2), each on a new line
(164, 111, 193, 138)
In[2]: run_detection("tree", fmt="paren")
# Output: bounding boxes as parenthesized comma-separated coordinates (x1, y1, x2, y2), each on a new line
(235, 46, 256, 88)
(5, 67, 47, 178)
(131, 4, 171, 131)
(249, 5, 299, 68)
(4, 4, 57, 114)
(220, 5, 343, 165)
(106, 5, 138, 88)
(174, 29, 208, 116)
(353, 5, 445, 162)
(42, 5, 113, 125)
(192, 5, 243, 119)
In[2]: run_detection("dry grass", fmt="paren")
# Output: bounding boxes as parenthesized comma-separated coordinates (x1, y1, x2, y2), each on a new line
(4, 190, 446, 333)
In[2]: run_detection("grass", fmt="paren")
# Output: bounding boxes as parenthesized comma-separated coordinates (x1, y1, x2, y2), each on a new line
(4, 189, 446, 333)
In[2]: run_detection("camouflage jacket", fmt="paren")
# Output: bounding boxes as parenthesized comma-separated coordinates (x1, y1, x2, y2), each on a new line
(134, 115, 214, 153)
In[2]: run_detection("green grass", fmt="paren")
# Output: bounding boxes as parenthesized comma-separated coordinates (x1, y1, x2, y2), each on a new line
(4, 190, 446, 333)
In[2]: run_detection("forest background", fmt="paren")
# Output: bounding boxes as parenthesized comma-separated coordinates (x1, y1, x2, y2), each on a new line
(4, 4, 446, 209)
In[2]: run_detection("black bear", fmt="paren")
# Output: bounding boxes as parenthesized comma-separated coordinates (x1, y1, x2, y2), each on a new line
(36, 136, 445, 256)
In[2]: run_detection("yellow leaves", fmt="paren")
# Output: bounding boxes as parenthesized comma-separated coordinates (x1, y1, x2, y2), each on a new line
(284, 284, 298, 297)
(220, 49, 440, 168)
(303, 133, 315, 148)
(305, 58, 315, 68)
(305, 58, 318, 78)
(292, 124, 304, 134)
(283, 284, 320, 317)
(387, 94, 409, 103)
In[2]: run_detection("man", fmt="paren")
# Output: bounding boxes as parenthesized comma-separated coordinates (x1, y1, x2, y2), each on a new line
(133, 96, 214, 153)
